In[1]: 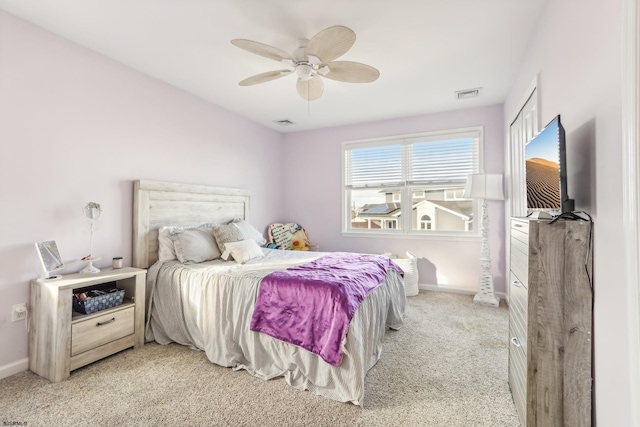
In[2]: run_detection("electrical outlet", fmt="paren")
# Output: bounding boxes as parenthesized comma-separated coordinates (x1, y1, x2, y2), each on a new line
(12, 303, 27, 322)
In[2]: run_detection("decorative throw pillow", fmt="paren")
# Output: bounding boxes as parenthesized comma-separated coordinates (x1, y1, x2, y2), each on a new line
(170, 228, 221, 264)
(222, 239, 265, 264)
(212, 223, 245, 260)
(231, 218, 267, 246)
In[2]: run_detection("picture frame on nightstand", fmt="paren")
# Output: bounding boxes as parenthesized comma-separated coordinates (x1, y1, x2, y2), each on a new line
(35, 240, 64, 280)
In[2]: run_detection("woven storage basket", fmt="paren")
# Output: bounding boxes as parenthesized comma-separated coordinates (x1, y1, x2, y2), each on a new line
(387, 251, 419, 296)
(73, 288, 125, 314)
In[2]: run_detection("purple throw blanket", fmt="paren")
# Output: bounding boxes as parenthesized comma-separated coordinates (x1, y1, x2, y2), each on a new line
(249, 253, 404, 366)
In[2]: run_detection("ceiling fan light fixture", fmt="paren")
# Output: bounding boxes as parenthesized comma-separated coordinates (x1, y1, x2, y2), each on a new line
(296, 64, 313, 80)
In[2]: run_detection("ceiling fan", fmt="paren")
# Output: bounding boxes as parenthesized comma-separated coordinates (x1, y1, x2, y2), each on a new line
(231, 25, 379, 101)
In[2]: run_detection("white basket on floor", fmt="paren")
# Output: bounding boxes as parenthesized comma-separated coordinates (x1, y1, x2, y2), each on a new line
(385, 251, 419, 297)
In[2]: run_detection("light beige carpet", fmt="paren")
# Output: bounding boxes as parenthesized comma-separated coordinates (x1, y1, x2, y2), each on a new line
(0, 291, 519, 427)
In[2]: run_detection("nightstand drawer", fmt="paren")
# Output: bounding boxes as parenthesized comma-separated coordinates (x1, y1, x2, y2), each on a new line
(71, 306, 135, 356)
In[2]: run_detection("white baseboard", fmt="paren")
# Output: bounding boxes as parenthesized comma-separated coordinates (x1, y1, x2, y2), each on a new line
(418, 284, 507, 302)
(0, 358, 28, 380)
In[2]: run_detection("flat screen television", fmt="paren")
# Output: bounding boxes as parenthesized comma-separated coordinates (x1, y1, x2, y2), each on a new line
(525, 115, 574, 214)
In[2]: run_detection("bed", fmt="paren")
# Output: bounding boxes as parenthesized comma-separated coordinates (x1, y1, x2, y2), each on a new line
(133, 180, 406, 405)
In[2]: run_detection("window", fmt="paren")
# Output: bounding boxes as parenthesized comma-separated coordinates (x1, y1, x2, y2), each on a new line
(444, 188, 465, 200)
(343, 127, 482, 237)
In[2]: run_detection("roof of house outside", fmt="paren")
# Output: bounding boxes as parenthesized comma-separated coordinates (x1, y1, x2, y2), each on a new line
(427, 200, 473, 218)
(358, 200, 472, 220)
(360, 203, 401, 215)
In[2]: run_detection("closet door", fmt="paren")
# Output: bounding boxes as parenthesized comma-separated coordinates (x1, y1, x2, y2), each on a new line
(521, 91, 539, 143)
(509, 89, 539, 217)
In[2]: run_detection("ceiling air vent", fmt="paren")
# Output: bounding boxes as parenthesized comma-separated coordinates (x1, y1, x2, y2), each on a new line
(274, 119, 296, 126)
(455, 88, 482, 100)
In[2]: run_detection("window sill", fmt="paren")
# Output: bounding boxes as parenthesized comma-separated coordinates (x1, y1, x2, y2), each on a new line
(341, 231, 482, 242)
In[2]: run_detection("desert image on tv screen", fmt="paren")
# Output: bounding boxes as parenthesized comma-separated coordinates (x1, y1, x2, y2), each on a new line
(525, 122, 561, 210)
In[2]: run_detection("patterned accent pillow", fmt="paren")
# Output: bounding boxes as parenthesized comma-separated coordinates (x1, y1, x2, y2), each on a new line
(212, 223, 245, 260)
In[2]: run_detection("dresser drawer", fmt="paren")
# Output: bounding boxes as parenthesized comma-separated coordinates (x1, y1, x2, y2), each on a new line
(510, 237, 529, 287)
(71, 306, 135, 356)
(511, 219, 529, 245)
(509, 325, 527, 427)
(509, 273, 528, 355)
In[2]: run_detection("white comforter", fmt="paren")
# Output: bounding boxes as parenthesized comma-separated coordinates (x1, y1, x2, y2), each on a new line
(145, 249, 406, 405)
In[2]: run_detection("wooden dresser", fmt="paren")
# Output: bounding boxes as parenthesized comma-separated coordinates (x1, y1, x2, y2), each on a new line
(508, 217, 593, 426)
(30, 267, 146, 383)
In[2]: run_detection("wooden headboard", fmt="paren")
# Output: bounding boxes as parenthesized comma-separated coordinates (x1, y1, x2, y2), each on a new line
(133, 180, 250, 268)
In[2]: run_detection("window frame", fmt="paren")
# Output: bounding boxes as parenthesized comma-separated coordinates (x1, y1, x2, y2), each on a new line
(341, 126, 484, 241)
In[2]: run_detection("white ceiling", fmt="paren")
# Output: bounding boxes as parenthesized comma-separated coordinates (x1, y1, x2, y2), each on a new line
(0, 0, 549, 133)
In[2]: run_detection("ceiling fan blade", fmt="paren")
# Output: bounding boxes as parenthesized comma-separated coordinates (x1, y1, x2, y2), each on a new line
(239, 70, 293, 86)
(231, 39, 293, 62)
(322, 61, 380, 83)
(305, 25, 356, 62)
(296, 76, 324, 101)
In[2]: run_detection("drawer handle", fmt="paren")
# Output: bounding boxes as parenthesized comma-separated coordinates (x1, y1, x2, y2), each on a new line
(512, 280, 523, 288)
(96, 317, 116, 326)
(513, 223, 523, 228)
(510, 337, 521, 347)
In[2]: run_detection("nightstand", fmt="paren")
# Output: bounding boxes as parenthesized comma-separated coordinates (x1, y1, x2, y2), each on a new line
(29, 267, 146, 383)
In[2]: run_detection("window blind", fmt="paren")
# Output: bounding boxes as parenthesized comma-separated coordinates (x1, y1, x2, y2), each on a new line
(409, 138, 477, 185)
(344, 144, 404, 188)
(344, 134, 479, 188)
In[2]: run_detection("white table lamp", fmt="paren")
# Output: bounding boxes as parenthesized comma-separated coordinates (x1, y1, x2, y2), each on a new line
(464, 173, 504, 307)
(80, 202, 102, 274)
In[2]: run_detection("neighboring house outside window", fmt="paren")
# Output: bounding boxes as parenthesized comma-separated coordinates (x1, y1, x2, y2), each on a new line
(343, 127, 482, 238)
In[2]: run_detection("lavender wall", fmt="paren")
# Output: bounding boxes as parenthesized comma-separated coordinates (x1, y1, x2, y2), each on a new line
(4, 5, 629, 422)
(0, 11, 285, 368)
(281, 104, 506, 294)
(504, 0, 630, 424)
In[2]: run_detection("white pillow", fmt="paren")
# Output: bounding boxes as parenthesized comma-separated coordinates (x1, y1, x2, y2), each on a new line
(222, 239, 265, 264)
(170, 228, 221, 264)
(231, 218, 267, 246)
(158, 224, 215, 262)
(158, 226, 187, 261)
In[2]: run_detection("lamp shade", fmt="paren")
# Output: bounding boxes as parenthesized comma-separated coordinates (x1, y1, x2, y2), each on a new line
(464, 174, 505, 200)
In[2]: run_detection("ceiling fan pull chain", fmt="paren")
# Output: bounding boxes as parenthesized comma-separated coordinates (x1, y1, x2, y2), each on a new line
(308, 80, 311, 116)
